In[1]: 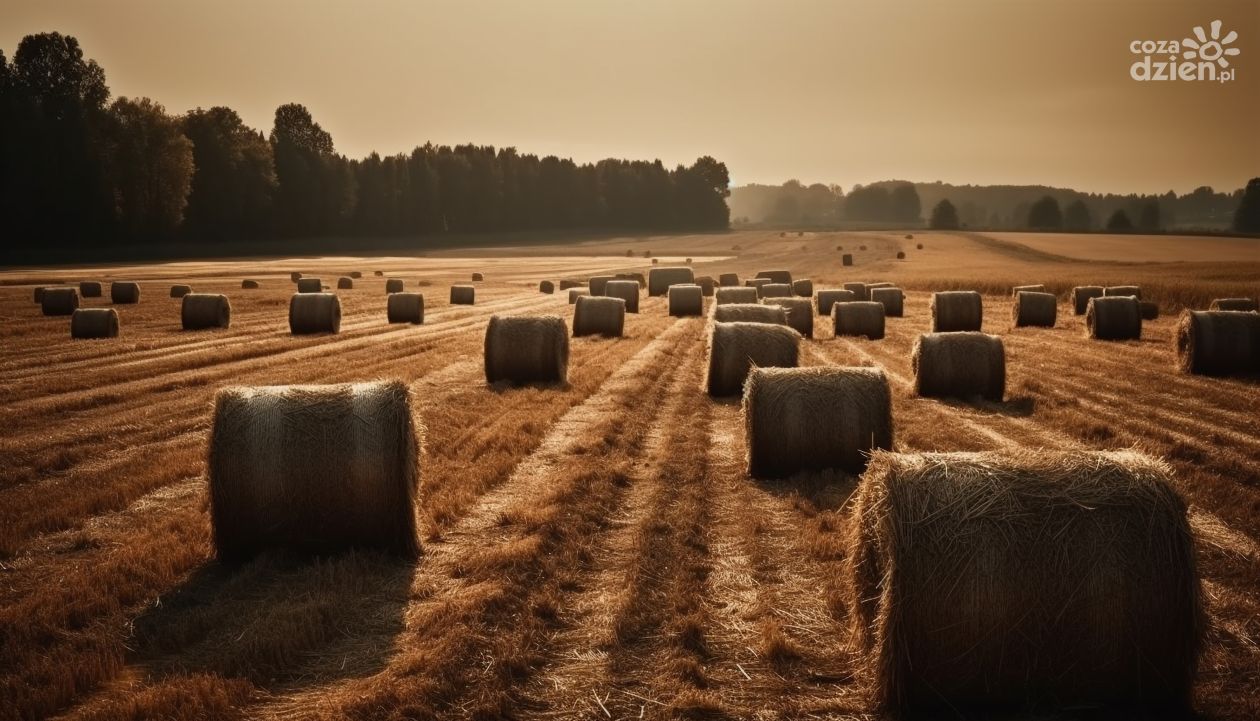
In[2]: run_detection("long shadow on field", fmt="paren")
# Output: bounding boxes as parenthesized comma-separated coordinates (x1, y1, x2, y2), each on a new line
(939, 395, 1037, 418)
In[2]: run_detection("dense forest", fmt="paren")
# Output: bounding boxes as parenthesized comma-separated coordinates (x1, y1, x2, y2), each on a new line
(0, 33, 731, 250)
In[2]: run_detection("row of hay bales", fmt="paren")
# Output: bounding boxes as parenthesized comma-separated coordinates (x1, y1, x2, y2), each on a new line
(36, 282, 141, 315)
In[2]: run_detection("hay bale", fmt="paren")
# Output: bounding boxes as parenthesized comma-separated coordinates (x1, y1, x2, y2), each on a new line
(604, 279, 640, 313)
(791, 279, 813, 297)
(387, 292, 424, 324)
(1105, 285, 1142, 299)
(833, 301, 886, 340)
(714, 303, 787, 325)
(706, 322, 800, 397)
(573, 296, 626, 337)
(79, 281, 102, 298)
(111, 281, 141, 304)
(695, 276, 716, 296)
(836, 245, 844, 251)
(651, 258, 659, 265)
(626, 249, 634, 257)
(930, 291, 983, 332)
(337, 277, 354, 290)
(241, 280, 260, 289)
(906, 234, 914, 239)
(1012, 284, 1046, 296)
(349, 271, 362, 279)
(756, 270, 793, 284)
(33, 287, 45, 303)
(386, 278, 405, 294)
(1175, 310, 1260, 376)
(716, 287, 760, 305)
(41, 287, 80, 316)
(762, 297, 813, 338)
(719, 272, 740, 287)
(450, 285, 475, 305)
(289, 293, 341, 334)
(668, 284, 704, 316)
(685, 257, 692, 264)
(587, 275, 615, 296)
(866, 281, 894, 290)
(895, 251, 906, 260)
(568, 288, 589, 304)
(648, 267, 694, 296)
(290, 272, 303, 282)
(297, 278, 323, 293)
(870, 287, 904, 318)
(760, 282, 793, 298)
(816, 289, 857, 316)
(916, 243, 924, 250)
(1011, 291, 1057, 328)
(1071, 286, 1105, 315)
(843, 281, 869, 301)
(745, 278, 772, 297)
(484, 315, 569, 384)
(1140, 301, 1159, 320)
(614, 272, 647, 288)
(860, 245, 868, 251)
(539, 280, 555, 294)
(560, 279, 583, 290)
(912, 332, 1005, 400)
(182, 293, 232, 330)
(70, 308, 119, 339)
(1087, 296, 1141, 340)
(847, 449, 1202, 716)
(644, 250, 652, 258)
(1209, 298, 1258, 312)
(374, 271, 384, 276)
(744, 366, 892, 477)
(472, 272, 484, 282)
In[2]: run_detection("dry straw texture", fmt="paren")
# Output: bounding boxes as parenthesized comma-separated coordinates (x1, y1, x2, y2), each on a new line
(337, 277, 354, 290)
(297, 278, 322, 293)
(1175, 310, 1260, 376)
(870, 287, 904, 318)
(450, 285, 475, 305)
(1087, 296, 1141, 340)
(604, 279, 640, 313)
(588, 275, 615, 296)
(743, 366, 891, 478)
(1140, 300, 1160, 320)
(1072, 285, 1105, 315)
(1012, 283, 1046, 296)
(182, 293, 232, 330)
(706, 321, 800, 397)
(1105, 285, 1142, 299)
(912, 331, 1005, 400)
(719, 272, 740, 287)
(1011, 290, 1057, 327)
(573, 295, 626, 337)
(843, 282, 869, 301)
(1209, 297, 1258, 312)
(207, 380, 421, 561)
(387, 292, 425, 324)
(539, 280, 555, 294)
(930, 291, 983, 332)
(289, 292, 341, 334)
(816, 289, 857, 316)
(762, 297, 813, 338)
(755, 269, 793, 284)
(842, 253, 854, 266)
(385, 278, 405, 294)
(792, 279, 813, 297)
(668, 284, 704, 316)
(111, 281, 141, 304)
(41, 287, 80, 316)
(472, 272, 484, 281)
(70, 308, 119, 339)
(79, 281, 102, 297)
(847, 449, 1202, 717)
(760, 283, 793, 298)
(695, 276, 716, 296)
(648, 267, 694, 296)
(290, 272, 302, 282)
(567, 288, 589, 304)
(559, 279, 583, 290)
(713, 303, 787, 325)
(484, 314, 569, 384)
(833, 301, 886, 340)
(241, 280, 260, 289)
(716, 287, 759, 305)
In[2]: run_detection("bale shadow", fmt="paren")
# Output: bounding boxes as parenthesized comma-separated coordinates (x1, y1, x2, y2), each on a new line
(937, 395, 1037, 418)
(487, 379, 572, 393)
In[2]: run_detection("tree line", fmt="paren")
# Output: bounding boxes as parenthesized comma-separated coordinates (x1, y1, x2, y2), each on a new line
(0, 33, 731, 248)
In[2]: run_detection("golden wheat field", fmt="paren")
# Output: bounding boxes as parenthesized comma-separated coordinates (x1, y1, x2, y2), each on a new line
(2, 230, 1258, 721)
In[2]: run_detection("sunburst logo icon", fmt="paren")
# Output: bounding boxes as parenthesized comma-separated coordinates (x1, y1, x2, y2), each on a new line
(1183, 20, 1241, 67)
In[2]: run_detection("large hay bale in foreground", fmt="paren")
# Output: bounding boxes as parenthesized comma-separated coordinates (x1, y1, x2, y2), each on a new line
(1140, 301, 1159, 320)
(1209, 297, 1258, 312)
(792, 279, 813, 297)
(588, 275, 615, 296)
(760, 282, 793, 298)
(241, 280, 260, 289)
(1175, 310, 1260, 376)
(450, 285, 475, 305)
(756, 269, 792, 284)
(41, 287, 80, 316)
(485, 315, 569, 384)
(111, 281, 141, 304)
(842, 254, 853, 266)
(604, 279, 640, 313)
(573, 296, 626, 337)
(337, 277, 354, 290)
(848, 449, 1202, 716)
(706, 322, 800, 397)
(1105, 285, 1142, 299)
(385, 278, 405, 294)
(539, 280, 555, 294)
(1072, 285, 1105, 315)
(744, 366, 891, 477)
(668, 284, 704, 316)
(719, 272, 740, 287)
(79, 281, 102, 298)
(1011, 291, 1057, 328)
(1012, 284, 1046, 296)
(559, 279, 583, 290)
(843, 282, 869, 301)
(648, 267, 694, 296)
(1087, 296, 1141, 340)
(182, 293, 232, 330)
(912, 332, 1005, 400)
(870, 287, 904, 318)
(833, 301, 886, 340)
(931, 291, 983, 332)
(71, 308, 119, 339)
(714, 303, 786, 325)
(208, 381, 421, 561)
(387, 292, 424, 324)
(695, 276, 716, 296)
(716, 287, 759, 305)
(289, 293, 341, 334)
(762, 297, 813, 338)
(816, 289, 857, 316)
(568, 288, 589, 304)
(297, 278, 323, 293)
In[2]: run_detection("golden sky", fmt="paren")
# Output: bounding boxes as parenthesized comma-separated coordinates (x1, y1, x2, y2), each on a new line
(2, 0, 1257, 194)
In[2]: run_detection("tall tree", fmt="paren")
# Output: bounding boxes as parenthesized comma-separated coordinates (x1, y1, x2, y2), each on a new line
(1064, 199, 1092, 231)
(102, 97, 193, 238)
(270, 102, 337, 236)
(929, 198, 960, 229)
(889, 183, 922, 223)
(1233, 177, 1260, 233)
(1137, 200, 1161, 231)
(1106, 209, 1133, 232)
(1027, 195, 1063, 229)
(182, 106, 276, 239)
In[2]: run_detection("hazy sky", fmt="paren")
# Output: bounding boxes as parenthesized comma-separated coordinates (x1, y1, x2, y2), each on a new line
(2, 0, 1257, 194)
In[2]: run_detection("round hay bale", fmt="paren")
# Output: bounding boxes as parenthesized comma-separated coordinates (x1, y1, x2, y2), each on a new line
(685, 257, 692, 264)
(930, 291, 983, 332)
(289, 293, 341, 334)
(833, 301, 886, 340)
(337, 277, 354, 290)
(539, 280, 555, 294)
(33, 287, 45, 303)
(374, 270, 384, 276)
(870, 287, 905, 318)
(41, 287, 80, 316)
(847, 449, 1202, 716)
(1175, 310, 1260, 376)
(745, 366, 891, 477)
(297, 277, 323, 293)
(1105, 285, 1141, 299)
(706, 322, 800, 397)
(695, 276, 716, 297)
(1209, 298, 1258, 312)
(648, 267, 695, 296)
(626, 249, 634, 257)
(573, 295, 626, 337)
(836, 245, 844, 251)
(182, 293, 232, 330)
(668, 284, 704, 316)
(568, 288, 589, 304)
(755, 269, 793, 284)
(387, 292, 424, 324)
(604, 279, 640, 313)
(1140, 301, 1160, 321)
(588, 275, 616, 296)
(79, 281, 103, 298)
(816, 289, 857, 316)
(450, 285, 475, 305)
(1087, 296, 1141, 340)
(70, 308, 119, 339)
(644, 250, 652, 258)
(241, 279, 260, 289)
(290, 272, 303, 283)
(762, 297, 813, 338)
(1072, 285, 1105, 315)
(860, 245, 868, 251)
(1012, 284, 1046, 296)
(651, 258, 659, 265)
(1012, 291, 1057, 328)
(472, 272, 484, 282)
(559, 279, 583, 290)
(866, 281, 894, 290)
(912, 332, 1005, 400)
(349, 271, 362, 279)
(714, 303, 787, 325)
(905, 234, 913, 239)
(485, 315, 569, 384)
(111, 281, 141, 304)
(896, 251, 906, 260)
(719, 272, 740, 287)
(916, 243, 924, 250)
(208, 380, 421, 561)
(745, 278, 772, 298)
(840, 282, 866, 301)
(385, 278, 405, 294)
(716, 287, 760, 305)
(760, 283, 793, 299)
(791, 279, 813, 297)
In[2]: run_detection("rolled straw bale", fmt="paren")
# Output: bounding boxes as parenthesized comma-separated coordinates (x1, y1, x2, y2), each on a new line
(644, 250, 652, 258)
(568, 288, 589, 304)
(860, 245, 868, 251)
(70, 308, 119, 339)
(847, 449, 1202, 716)
(385, 278, 405, 294)
(588, 275, 615, 296)
(241, 280, 260, 289)
(744, 366, 891, 477)
(685, 257, 692, 264)
(651, 258, 659, 265)
(573, 296, 626, 337)
(1011, 291, 1057, 328)
(1087, 296, 1141, 340)
(41, 287, 80, 316)
(337, 277, 354, 289)
(289, 293, 341, 334)
(1140, 301, 1160, 321)
(762, 297, 813, 338)
(791, 279, 813, 297)
(111, 281, 141, 304)
(559, 279, 583, 290)
(906, 234, 913, 239)
(472, 272, 484, 282)
(626, 249, 634, 257)
(1105, 285, 1142, 299)
(745, 278, 772, 297)
(79, 281, 102, 297)
(182, 293, 232, 330)
(484, 315, 569, 384)
(350, 271, 362, 279)
(604, 279, 640, 313)
(648, 266, 694, 296)
(719, 272, 740, 287)
(895, 251, 906, 259)
(842, 254, 854, 266)
(1012, 284, 1046, 296)
(916, 243, 924, 249)
(290, 272, 302, 282)
(33, 287, 45, 303)
(833, 301, 886, 340)
(760, 283, 793, 299)
(836, 245, 844, 251)
(866, 281, 894, 290)
(816, 289, 857, 316)
(930, 291, 983, 332)
(716, 287, 760, 305)
(297, 278, 322, 293)
(387, 292, 424, 324)
(695, 276, 716, 296)
(668, 284, 704, 316)
(539, 280, 555, 294)
(615, 272, 647, 288)
(912, 332, 1005, 400)
(208, 380, 421, 561)
(713, 303, 787, 325)
(755, 270, 793, 284)
(1209, 298, 1258, 312)
(1072, 285, 1104, 315)
(843, 282, 869, 301)
(450, 285, 475, 305)
(870, 287, 905, 318)
(706, 322, 800, 397)
(1175, 310, 1260, 376)
(374, 271, 384, 276)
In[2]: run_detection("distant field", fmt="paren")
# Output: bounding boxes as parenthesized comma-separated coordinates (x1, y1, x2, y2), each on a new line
(1, 230, 1257, 720)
